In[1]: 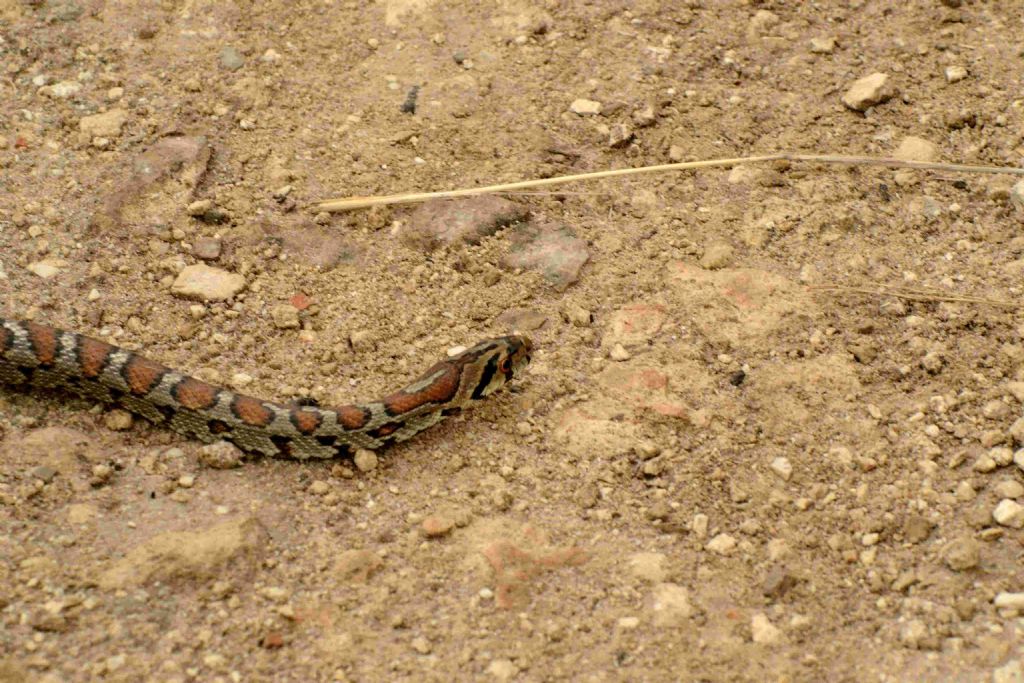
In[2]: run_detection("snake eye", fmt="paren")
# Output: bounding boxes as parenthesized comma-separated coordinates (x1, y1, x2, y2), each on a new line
(498, 357, 511, 374)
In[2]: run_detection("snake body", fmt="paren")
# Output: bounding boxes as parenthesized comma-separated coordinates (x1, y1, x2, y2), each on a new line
(0, 318, 531, 459)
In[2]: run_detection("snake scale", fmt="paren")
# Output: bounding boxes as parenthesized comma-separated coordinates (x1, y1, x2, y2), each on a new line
(0, 318, 532, 459)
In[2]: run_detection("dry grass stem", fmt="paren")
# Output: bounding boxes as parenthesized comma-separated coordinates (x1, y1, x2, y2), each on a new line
(810, 284, 1020, 308)
(316, 152, 1024, 212)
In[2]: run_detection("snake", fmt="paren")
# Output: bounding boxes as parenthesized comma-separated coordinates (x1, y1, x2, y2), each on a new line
(0, 318, 532, 459)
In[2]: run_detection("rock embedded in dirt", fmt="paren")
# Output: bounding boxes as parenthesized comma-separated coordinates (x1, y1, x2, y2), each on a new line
(79, 108, 128, 139)
(942, 538, 980, 571)
(893, 136, 938, 162)
(992, 499, 1024, 528)
(171, 264, 245, 301)
(569, 98, 602, 115)
(502, 222, 589, 291)
(97, 517, 269, 589)
(219, 47, 245, 71)
(404, 196, 527, 251)
(841, 72, 895, 112)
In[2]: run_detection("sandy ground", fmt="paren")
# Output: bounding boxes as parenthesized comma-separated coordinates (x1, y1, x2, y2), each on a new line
(3, 0, 1024, 681)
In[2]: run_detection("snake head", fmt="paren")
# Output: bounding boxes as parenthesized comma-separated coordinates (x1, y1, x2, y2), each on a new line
(463, 334, 532, 401)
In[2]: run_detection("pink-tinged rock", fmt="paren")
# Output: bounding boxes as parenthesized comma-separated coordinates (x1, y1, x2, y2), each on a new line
(261, 218, 361, 270)
(598, 365, 669, 396)
(405, 196, 528, 251)
(93, 135, 211, 231)
(502, 223, 589, 291)
(606, 304, 667, 347)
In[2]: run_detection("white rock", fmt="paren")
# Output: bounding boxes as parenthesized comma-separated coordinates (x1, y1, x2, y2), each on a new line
(944, 66, 968, 83)
(809, 37, 835, 54)
(649, 583, 692, 627)
(1011, 180, 1024, 213)
(751, 613, 783, 645)
(993, 499, 1024, 529)
(993, 659, 1024, 683)
(45, 80, 82, 98)
(1014, 449, 1024, 473)
(26, 259, 66, 279)
(486, 659, 518, 682)
(893, 136, 938, 163)
(842, 72, 895, 112)
(569, 98, 602, 115)
(170, 264, 245, 301)
(628, 552, 667, 583)
(706, 533, 737, 555)
(691, 513, 709, 538)
(770, 457, 792, 481)
(994, 592, 1024, 610)
(899, 618, 928, 649)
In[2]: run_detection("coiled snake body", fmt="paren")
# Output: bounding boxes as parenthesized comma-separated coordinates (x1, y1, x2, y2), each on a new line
(0, 318, 532, 459)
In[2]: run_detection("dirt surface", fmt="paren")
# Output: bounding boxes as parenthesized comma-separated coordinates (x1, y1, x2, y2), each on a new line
(3, 0, 1024, 681)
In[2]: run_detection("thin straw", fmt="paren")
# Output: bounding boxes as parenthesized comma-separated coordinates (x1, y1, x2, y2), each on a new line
(315, 153, 1024, 212)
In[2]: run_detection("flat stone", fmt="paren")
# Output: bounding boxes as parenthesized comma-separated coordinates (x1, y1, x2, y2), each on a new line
(26, 259, 65, 278)
(502, 223, 589, 291)
(893, 136, 938, 162)
(605, 304, 666, 347)
(98, 517, 268, 589)
(263, 219, 359, 270)
(569, 98, 602, 115)
(80, 108, 128, 138)
(842, 72, 895, 112)
(405, 197, 528, 251)
(809, 37, 835, 54)
(171, 264, 245, 301)
(219, 47, 245, 71)
(93, 135, 211, 232)
(192, 237, 222, 261)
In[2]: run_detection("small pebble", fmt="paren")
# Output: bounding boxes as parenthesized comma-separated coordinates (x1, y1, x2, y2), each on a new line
(842, 72, 895, 112)
(750, 613, 783, 645)
(993, 499, 1024, 528)
(421, 515, 455, 537)
(995, 480, 1024, 499)
(354, 448, 378, 472)
(944, 66, 968, 83)
(994, 593, 1024, 610)
(706, 533, 737, 555)
(309, 480, 330, 495)
(219, 47, 245, 71)
(942, 538, 980, 571)
(770, 457, 792, 481)
(609, 344, 631, 361)
(569, 98, 602, 115)
(809, 37, 835, 54)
